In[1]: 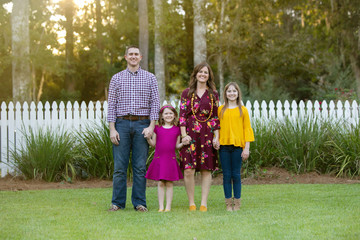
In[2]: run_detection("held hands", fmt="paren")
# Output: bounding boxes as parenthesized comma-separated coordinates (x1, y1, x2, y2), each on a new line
(110, 128, 120, 145)
(242, 148, 250, 160)
(181, 135, 192, 145)
(142, 126, 154, 139)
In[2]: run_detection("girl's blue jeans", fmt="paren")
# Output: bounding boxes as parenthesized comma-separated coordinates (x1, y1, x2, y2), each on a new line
(219, 145, 243, 199)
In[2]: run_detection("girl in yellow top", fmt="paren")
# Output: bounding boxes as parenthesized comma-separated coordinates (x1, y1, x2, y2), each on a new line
(218, 82, 254, 211)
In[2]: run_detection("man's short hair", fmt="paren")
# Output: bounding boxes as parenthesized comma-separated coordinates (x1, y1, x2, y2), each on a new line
(125, 45, 142, 56)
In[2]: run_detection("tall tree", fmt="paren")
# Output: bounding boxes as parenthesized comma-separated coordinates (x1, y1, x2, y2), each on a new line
(11, 0, 31, 102)
(0, 2, 12, 101)
(183, 0, 194, 69)
(138, 0, 149, 70)
(330, 0, 360, 96)
(217, 0, 228, 100)
(95, 0, 106, 98)
(153, 0, 165, 102)
(193, 0, 206, 65)
(60, 0, 75, 93)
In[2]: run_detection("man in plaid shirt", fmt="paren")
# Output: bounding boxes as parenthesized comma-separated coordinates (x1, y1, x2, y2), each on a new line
(108, 45, 160, 212)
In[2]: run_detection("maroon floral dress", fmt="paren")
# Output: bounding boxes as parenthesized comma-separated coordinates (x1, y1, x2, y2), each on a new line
(179, 88, 220, 171)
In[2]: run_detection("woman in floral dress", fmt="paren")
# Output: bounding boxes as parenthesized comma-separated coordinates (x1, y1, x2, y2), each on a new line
(179, 62, 220, 212)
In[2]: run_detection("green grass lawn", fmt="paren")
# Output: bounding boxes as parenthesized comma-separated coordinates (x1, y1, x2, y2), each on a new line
(1, 184, 359, 240)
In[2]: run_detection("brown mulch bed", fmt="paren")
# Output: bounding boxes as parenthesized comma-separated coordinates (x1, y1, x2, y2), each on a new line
(1, 167, 359, 191)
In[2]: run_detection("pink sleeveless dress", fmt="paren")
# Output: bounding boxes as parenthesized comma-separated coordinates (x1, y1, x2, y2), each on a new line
(145, 125, 184, 181)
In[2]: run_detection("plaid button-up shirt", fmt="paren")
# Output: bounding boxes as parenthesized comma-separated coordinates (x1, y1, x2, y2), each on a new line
(107, 67, 160, 122)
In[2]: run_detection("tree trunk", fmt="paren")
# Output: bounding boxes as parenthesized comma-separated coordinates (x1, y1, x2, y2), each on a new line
(11, 0, 31, 102)
(96, 0, 102, 51)
(64, 0, 75, 92)
(153, 0, 165, 102)
(183, 0, 194, 68)
(350, 54, 360, 97)
(37, 70, 45, 102)
(193, 0, 207, 65)
(96, 0, 105, 99)
(217, 0, 227, 101)
(138, 0, 149, 70)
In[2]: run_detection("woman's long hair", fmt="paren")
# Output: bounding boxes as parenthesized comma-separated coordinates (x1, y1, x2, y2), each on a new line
(219, 82, 243, 119)
(188, 62, 216, 98)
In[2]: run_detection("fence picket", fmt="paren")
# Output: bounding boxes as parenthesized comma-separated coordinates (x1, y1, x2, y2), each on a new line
(336, 101, 343, 119)
(291, 100, 298, 120)
(306, 101, 313, 120)
(73, 101, 80, 130)
(51, 102, 58, 130)
(1, 102, 8, 177)
(276, 101, 283, 120)
(261, 101, 268, 120)
(15, 102, 23, 158)
(66, 101, 73, 130)
(80, 101, 87, 130)
(44, 101, 51, 128)
(321, 101, 328, 119)
(253, 101, 260, 119)
(7, 102, 15, 175)
(352, 101, 359, 125)
(95, 101, 102, 126)
(37, 102, 44, 129)
(246, 101, 252, 118)
(269, 101, 275, 119)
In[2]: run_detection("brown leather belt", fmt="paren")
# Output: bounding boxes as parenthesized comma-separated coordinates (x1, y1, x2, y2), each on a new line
(118, 115, 149, 121)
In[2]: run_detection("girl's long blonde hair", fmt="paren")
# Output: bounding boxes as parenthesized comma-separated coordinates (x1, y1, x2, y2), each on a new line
(219, 82, 243, 119)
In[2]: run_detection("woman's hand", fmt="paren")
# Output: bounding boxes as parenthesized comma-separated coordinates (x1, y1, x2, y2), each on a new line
(212, 138, 220, 150)
(242, 148, 250, 160)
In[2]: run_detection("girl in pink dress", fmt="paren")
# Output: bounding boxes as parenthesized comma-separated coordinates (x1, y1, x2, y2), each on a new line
(145, 105, 184, 212)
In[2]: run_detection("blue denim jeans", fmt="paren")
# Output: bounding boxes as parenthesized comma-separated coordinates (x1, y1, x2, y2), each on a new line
(219, 145, 243, 199)
(112, 118, 150, 209)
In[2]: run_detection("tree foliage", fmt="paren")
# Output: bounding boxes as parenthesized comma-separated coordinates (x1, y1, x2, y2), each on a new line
(0, 0, 359, 102)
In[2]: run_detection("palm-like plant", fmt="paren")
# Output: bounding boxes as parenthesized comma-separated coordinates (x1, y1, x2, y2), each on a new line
(10, 127, 77, 182)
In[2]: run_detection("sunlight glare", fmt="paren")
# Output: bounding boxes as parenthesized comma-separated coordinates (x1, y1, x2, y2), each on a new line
(52, 0, 94, 8)
(73, 0, 94, 8)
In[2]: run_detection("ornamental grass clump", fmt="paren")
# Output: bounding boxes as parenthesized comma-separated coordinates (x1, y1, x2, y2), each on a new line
(274, 116, 328, 174)
(75, 119, 155, 181)
(244, 119, 278, 176)
(10, 127, 77, 182)
(74, 120, 113, 179)
(325, 121, 360, 177)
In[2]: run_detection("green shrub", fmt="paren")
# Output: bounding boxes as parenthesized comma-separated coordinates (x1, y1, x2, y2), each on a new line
(325, 122, 360, 177)
(244, 119, 278, 176)
(274, 117, 328, 174)
(74, 120, 157, 180)
(10, 127, 77, 182)
(74, 120, 113, 179)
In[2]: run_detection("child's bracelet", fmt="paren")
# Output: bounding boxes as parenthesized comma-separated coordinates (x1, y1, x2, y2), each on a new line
(181, 135, 188, 139)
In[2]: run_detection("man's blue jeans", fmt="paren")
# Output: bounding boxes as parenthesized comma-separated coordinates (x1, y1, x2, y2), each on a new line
(219, 145, 243, 199)
(112, 118, 150, 209)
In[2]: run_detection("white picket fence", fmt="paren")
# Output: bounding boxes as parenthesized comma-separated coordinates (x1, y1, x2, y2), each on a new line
(0, 99, 359, 177)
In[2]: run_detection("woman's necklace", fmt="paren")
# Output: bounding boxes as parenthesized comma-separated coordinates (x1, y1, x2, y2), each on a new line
(191, 93, 213, 123)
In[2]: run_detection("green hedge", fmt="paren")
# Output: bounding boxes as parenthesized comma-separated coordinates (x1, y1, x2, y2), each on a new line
(8, 118, 360, 182)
